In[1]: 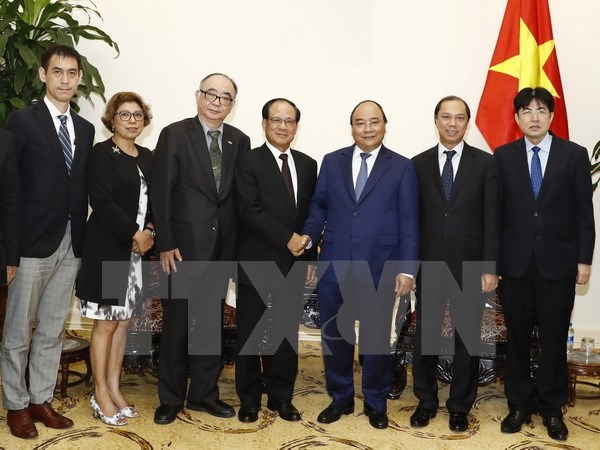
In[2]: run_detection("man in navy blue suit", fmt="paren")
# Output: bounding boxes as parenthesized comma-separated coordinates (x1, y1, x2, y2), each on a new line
(496, 87, 595, 442)
(302, 100, 419, 429)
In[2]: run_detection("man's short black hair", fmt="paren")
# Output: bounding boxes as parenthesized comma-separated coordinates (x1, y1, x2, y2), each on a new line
(513, 87, 555, 113)
(262, 98, 301, 122)
(41, 45, 82, 71)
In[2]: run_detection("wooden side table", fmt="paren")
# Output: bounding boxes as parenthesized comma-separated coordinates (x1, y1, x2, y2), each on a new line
(56, 336, 92, 398)
(567, 350, 600, 407)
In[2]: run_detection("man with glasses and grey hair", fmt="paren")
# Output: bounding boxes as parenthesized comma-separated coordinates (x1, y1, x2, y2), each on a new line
(152, 73, 251, 425)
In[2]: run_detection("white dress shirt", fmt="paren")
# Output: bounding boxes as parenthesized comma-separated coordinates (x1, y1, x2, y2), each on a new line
(44, 96, 76, 155)
(437, 140, 464, 179)
(352, 144, 381, 188)
(266, 141, 298, 204)
(525, 133, 552, 176)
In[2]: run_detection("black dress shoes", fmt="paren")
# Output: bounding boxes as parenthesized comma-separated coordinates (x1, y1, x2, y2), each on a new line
(500, 410, 532, 433)
(448, 412, 469, 432)
(187, 399, 235, 418)
(410, 407, 436, 427)
(154, 404, 184, 425)
(317, 401, 355, 424)
(543, 416, 568, 441)
(363, 403, 388, 429)
(238, 406, 260, 423)
(267, 400, 301, 422)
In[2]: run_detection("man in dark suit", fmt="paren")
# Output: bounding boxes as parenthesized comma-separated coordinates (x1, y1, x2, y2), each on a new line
(409, 96, 501, 432)
(1, 45, 94, 439)
(302, 100, 419, 429)
(235, 98, 317, 423)
(152, 73, 251, 425)
(496, 87, 595, 442)
(0, 129, 20, 287)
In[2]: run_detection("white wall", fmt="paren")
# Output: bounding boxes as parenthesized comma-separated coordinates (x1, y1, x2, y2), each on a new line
(75, 0, 599, 337)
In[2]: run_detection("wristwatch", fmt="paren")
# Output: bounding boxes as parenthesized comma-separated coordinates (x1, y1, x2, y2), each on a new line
(144, 226, 156, 238)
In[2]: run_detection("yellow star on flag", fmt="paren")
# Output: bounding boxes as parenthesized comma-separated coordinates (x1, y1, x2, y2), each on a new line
(489, 18, 559, 97)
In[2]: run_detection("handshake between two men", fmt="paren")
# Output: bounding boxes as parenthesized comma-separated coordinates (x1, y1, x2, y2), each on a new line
(287, 233, 311, 257)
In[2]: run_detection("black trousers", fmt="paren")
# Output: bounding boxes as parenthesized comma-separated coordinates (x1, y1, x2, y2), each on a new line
(235, 282, 304, 407)
(501, 262, 575, 417)
(412, 267, 485, 413)
(157, 255, 229, 407)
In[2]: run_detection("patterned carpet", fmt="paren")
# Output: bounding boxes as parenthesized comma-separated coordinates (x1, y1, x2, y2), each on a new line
(1, 338, 600, 449)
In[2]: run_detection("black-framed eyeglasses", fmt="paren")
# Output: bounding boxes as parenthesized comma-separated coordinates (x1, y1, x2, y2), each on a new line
(268, 117, 297, 127)
(199, 90, 234, 106)
(116, 110, 145, 121)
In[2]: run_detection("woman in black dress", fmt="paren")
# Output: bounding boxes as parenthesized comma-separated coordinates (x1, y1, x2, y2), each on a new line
(76, 92, 154, 425)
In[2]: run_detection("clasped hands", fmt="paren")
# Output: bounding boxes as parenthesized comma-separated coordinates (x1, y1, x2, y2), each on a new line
(287, 232, 310, 257)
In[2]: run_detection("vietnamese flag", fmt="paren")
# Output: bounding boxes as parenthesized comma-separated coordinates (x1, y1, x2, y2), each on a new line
(475, 0, 568, 151)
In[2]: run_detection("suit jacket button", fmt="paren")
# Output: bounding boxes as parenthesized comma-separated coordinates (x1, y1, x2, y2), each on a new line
(533, 211, 538, 217)
(353, 211, 358, 216)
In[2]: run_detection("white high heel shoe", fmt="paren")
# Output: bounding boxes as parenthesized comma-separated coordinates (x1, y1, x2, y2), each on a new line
(119, 405, 140, 419)
(90, 395, 128, 426)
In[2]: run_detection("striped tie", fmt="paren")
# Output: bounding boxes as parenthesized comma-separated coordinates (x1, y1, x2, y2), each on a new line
(58, 115, 73, 174)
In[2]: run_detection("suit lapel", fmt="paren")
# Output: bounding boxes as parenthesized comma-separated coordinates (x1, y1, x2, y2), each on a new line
(357, 146, 392, 204)
(424, 146, 442, 198)
(508, 138, 535, 203)
(34, 103, 67, 172)
(71, 111, 87, 174)
(339, 146, 356, 202)
(189, 118, 219, 198)
(292, 149, 314, 216)
(537, 136, 566, 201)
(448, 144, 476, 204)
(220, 125, 237, 198)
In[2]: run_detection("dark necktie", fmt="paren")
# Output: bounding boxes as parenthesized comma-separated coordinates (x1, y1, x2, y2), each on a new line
(355, 152, 371, 201)
(441, 150, 456, 200)
(207, 130, 222, 190)
(530, 146, 542, 199)
(279, 153, 295, 205)
(58, 115, 73, 174)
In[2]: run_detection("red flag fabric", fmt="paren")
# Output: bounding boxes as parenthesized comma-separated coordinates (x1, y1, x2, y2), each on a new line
(475, 0, 568, 151)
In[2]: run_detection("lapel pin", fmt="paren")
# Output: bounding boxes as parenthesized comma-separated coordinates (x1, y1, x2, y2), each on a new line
(227, 140, 233, 145)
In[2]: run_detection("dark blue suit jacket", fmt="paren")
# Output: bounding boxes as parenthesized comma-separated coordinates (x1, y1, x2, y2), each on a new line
(303, 144, 419, 286)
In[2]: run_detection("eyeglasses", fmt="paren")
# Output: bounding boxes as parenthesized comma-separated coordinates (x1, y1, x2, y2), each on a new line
(268, 117, 297, 127)
(353, 119, 383, 129)
(116, 110, 145, 121)
(519, 108, 550, 119)
(199, 90, 234, 106)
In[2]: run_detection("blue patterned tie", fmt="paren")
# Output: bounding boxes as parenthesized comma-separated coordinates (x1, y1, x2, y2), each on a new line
(441, 150, 456, 201)
(530, 146, 542, 199)
(58, 115, 73, 174)
(355, 152, 371, 201)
